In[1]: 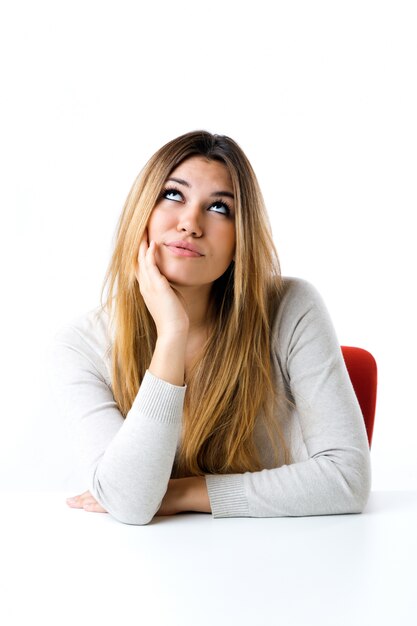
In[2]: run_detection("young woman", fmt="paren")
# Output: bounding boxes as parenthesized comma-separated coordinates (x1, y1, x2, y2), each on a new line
(49, 130, 371, 524)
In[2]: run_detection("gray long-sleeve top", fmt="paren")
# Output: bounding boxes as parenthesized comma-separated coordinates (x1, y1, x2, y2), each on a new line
(47, 277, 372, 524)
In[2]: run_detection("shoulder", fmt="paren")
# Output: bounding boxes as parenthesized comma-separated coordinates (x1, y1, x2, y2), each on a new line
(277, 276, 328, 320)
(49, 305, 114, 381)
(272, 276, 337, 356)
(52, 305, 112, 349)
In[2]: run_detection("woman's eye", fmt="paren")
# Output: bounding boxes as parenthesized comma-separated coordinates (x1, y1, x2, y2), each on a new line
(209, 202, 230, 216)
(164, 189, 183, 202)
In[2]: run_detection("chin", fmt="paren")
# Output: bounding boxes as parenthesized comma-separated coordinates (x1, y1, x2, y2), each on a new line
(162, 269, 211, 290)
(159, 258, 230, 289)
(166, 275, 205, 289)
(159, 265, 191, 283)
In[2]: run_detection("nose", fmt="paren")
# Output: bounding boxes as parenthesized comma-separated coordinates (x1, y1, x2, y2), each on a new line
(176, 203, 203, 237)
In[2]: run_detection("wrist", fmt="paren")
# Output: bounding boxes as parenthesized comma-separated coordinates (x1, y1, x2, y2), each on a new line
(181, 476, 211, 513)
(149, 334, 187, 386)
(156, 330, 188, 346)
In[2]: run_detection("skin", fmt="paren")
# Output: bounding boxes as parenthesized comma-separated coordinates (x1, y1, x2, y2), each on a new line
(67, 156, 236, 518)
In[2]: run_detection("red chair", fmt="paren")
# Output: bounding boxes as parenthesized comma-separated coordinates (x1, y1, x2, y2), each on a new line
(341, 346, 377, 448)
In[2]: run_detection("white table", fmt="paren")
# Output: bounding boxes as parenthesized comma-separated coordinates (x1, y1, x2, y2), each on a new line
(1, 491, 416, 626)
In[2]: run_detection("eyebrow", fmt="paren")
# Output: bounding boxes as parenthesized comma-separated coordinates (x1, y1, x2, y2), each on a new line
(166, 177, 235, 199)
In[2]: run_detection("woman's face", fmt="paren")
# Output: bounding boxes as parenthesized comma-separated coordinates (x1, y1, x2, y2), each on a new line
(147, 156, 236, 289)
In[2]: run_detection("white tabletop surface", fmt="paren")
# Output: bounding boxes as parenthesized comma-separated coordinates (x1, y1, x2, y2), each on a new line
(1, 490, 416, 626)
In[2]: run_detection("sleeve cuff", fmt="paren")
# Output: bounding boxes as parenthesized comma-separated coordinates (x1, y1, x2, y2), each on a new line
(130, 370, 186, 425)
(205, 473, 250, 518)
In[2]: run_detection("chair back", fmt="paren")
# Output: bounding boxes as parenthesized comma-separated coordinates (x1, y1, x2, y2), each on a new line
(341, 346, 377, 447)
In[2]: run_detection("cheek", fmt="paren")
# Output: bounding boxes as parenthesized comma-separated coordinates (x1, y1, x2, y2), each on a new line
(220, 226, 236, 261)
(146, 210, 166, 242)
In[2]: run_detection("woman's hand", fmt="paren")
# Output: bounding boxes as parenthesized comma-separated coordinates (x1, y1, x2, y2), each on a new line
(135, 233, 189, 385)
(66, 491, 107, 513)
(135, 235, 189, 338)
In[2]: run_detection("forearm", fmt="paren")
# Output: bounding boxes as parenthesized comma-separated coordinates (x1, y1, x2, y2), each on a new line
(157, 476, 212, 516)
(181, 476, 211, 513)
(90, 371, 185, 525)
(138, 237, 189, 387)
(205, 449, 371, 518)
(149, 332, 187, 386)
(88, 332, 188, 522)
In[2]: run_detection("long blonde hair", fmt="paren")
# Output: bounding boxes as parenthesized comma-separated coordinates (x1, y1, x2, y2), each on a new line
(100, 130, 289, 476)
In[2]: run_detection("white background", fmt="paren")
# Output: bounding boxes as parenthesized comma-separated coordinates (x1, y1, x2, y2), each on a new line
(0, 0, 416, 492)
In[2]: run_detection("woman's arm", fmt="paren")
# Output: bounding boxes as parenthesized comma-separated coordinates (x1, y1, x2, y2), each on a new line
(66, 476, 211, 515)
(204, 278, 372, 518)
(49, 330, 186, 524)
(138, 239, 189, 386)
(50, 239, 190, 525)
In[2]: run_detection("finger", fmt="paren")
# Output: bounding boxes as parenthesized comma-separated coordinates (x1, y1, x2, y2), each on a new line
(144, 241, 165, 280)
(66, 491, 107, 513)
(83, 502, 107, 513)
(139, 229, 149, 257)
(139, 234, 148, 256)
(66, 490, 94, 507)
(66, 491, 88, 508)
(66, 498, 83, 509)
(138, 243, 162, 292)
(136, 237, 148, 283)
(145, 240, 157, 267)
(138, 243, 147, 274)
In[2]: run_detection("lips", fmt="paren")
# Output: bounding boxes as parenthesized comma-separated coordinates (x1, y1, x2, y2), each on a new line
(164, 240, 204, 257)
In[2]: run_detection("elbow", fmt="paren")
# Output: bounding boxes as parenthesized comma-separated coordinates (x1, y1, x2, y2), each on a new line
(90, 476, 160, 526)
(350, 470, 372, 513)
(110, 509, 155, 526)
(343, 483, 370, 514)
(102, 497, 160, 526)
(332, 451, 372, 515)
(100, 499, 158, 525)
